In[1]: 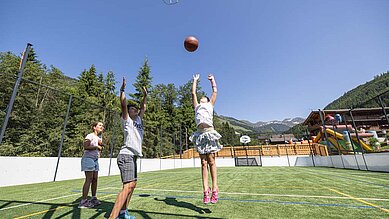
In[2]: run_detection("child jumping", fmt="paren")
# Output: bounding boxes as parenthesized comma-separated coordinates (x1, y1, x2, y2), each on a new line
(190, 74, 223, 204)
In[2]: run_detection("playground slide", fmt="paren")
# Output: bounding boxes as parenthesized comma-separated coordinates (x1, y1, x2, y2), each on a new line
(351, 137, 373, 152)
(314, 128, 373, 152)
(327, 137, 349, 152)
(313, 131, 322, 143)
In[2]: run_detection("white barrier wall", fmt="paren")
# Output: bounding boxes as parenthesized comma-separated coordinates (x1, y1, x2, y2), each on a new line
(1, 154, 388, 187)
(296, 153, 389, 172)
(0, 157, 121, 187)
(0, 157, 235, 187)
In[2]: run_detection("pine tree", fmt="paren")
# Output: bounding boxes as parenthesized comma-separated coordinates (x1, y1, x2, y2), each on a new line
(131, 58, 152, 103)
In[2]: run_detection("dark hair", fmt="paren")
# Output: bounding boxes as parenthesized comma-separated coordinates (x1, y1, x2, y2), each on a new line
(91, 121, 103, 130)
(127, 104, 139, 111)
(201, 96, 210, 102)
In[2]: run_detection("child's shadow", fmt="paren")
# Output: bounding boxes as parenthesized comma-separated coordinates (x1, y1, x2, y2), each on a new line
(42, 197, 115, 219)
(154, 197, 212, 214)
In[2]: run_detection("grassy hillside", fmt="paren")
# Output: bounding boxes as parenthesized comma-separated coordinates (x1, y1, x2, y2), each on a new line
(216, 115, 254, 133)
(325, 71, 389, 109)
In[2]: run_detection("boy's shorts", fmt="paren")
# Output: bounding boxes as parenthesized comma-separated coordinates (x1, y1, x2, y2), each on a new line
(81, 157, 99, 171)
(117, 154, 137, 183)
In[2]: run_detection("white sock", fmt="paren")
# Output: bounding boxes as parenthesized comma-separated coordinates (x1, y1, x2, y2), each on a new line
(120, 210, 127, 214)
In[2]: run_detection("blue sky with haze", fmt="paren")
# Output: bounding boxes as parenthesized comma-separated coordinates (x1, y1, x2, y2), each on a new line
(1, 0, 388, 122)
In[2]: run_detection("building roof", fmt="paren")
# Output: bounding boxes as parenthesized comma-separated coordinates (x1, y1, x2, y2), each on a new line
(303, 108, 389, 131)
(269, 134, 295, 143)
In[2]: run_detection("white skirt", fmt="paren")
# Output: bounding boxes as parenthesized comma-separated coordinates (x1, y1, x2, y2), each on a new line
(190, 128, 223, 155)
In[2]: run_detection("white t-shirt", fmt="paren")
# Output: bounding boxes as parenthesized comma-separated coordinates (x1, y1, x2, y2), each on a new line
(83, 133, 101, 159)
(119, 115, 144, 156)
(195, 102, 214, 127)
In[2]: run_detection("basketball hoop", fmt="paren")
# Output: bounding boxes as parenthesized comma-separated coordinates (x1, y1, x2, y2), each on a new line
(162, 0, 179, 5)
(240, 135, 251, 144)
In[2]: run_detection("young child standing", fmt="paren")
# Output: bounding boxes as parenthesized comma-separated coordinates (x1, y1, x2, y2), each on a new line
(190, 74, 223, 204)
(79, 121, 104, 208)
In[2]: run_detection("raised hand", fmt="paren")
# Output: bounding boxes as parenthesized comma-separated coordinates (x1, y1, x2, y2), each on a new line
(193, 74, 200, 81)
(121, 77, 126, 91)
(208, 74, 215, 81)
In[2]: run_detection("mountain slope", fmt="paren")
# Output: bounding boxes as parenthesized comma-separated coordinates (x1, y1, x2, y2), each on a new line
(325, 71, 389, 109)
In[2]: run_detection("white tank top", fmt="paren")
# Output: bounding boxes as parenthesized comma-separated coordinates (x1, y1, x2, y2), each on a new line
(119, 115, 144, 156)
(195, 102, 214, 127)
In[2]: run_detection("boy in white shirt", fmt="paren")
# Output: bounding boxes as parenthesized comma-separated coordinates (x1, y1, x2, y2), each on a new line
(109, 77, 147, 219)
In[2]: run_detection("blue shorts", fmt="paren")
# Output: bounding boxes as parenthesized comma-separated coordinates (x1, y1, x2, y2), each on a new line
(81, 157, 99, 172)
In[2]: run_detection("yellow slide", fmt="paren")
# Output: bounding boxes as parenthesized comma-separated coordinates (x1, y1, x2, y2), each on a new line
(350, 137, 373, 151)
(313, 128, 373, 152)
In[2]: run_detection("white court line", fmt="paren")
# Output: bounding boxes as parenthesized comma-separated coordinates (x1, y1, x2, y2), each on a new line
(104, 187, 389, 202)
(141, 171, 305, 174)
(0, 194, 78, 211)
(0, 187, 112, 211)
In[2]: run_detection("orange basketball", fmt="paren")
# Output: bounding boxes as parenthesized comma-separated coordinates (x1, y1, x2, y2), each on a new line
(184, 36, 199, 52)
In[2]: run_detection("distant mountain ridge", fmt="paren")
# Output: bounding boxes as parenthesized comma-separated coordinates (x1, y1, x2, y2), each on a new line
(218, 115, 305, 133)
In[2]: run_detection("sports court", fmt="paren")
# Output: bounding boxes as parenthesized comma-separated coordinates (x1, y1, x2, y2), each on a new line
(2, 0, 389, 218)
(1, 167, 388, 218)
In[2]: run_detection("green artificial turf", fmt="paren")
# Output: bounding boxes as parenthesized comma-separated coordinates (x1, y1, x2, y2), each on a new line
(1, 167, 388, 218)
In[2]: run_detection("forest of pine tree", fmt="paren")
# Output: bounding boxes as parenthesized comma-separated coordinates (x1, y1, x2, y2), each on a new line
(0, 49, 241, 157)
(325, 71, 389, 110)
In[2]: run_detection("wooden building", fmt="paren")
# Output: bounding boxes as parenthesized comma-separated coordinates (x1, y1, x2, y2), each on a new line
(303, 108, 389, 134)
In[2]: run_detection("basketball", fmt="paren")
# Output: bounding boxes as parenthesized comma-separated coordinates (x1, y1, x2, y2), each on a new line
(184, 36, 199, 52)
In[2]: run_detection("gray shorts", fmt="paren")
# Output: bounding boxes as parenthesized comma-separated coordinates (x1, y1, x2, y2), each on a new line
(81, 157, 99, 172)
(117, 154, 137, 183)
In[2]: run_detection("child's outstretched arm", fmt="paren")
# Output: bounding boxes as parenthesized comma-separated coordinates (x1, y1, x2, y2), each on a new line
(192, 74, 200, 109)
(208, 74, 217, 105)
(120, 77, 128, 120)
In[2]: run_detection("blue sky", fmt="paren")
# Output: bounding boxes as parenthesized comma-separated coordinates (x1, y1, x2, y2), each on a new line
(1, 0, 389, 122)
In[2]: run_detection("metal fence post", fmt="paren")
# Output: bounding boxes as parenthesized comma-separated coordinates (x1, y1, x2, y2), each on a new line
(378, 96, 389, 126)
(342, 113, 360, 170)
(349, 109, 369, 171)
(54, 95, 72, 181)
(179, 124, 182, 159)
(160, 126, 162, 170)
(0, 43, 32, 144)
(331, 121, 345, 169)
(285, 145, 290, 167)
(318, 109, 335, 167)
(108, 113, 117, 176)
(305, 128, 315, 167)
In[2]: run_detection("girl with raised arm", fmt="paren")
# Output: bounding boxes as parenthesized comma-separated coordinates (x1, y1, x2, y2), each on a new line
(190, 74, 222, 204)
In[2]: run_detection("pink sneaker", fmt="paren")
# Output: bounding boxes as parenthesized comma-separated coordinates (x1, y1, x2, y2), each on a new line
(203, 187, 211, 204)
(211, 188, 218, 204)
